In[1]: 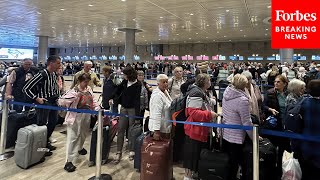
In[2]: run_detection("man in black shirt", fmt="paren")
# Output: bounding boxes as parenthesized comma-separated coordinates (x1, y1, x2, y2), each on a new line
(23, 56, 61, 153)
(5, 58, 39, 112)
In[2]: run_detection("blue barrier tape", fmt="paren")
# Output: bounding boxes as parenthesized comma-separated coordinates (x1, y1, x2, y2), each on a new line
(2, 99, 320, 143)
(260, 129, 320, 143)
(166, 120, 253, 131)
(8, 100, 98, 115)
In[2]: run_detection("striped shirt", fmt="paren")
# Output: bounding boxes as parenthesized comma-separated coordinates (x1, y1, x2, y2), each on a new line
(23, 69, 60, 100)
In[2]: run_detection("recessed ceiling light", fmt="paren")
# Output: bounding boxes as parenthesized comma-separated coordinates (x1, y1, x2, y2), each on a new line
(88, 24, 91, 26)
(266, 28, 269, 30)
(189, 38, 191, 39)
(37, 12, 41, 15)
(52, 27, 55, 28)
(113, 37, 115, 38)
(206, 25, 210, 27)
(121, 0, 126, 1)
(213, 40, 216, 41)
(88, 4, 93, 7)
(100, 38, 102, 39)
(267, 5, 271, 8)
(109, 21, 112, 23)
(158, 39, 161, 40)
(60, 8, 65, 11)
(265, 34, 268, 36)
(224, 35, 227, 37)
(226, 10, 230, 12)
(132, 19, 136, 21)
(240, 30, 243, 31)
(142, 36, 145, 37)
(196, 33, 198, 34)
(217, 31, 219, 33)
(190, 13, 194, 16)
(160, 17, 163, 19)
(229, 40, 231, 41)
(176, 34, 179, 35)
(244, 35, 247, 37)
(206, 37, 208, 38)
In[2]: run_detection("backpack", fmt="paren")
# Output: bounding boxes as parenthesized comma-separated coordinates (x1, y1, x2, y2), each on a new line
(284, 98, 306, 133)
(303, 70, 317, 85)
(170, 94, 188, 123)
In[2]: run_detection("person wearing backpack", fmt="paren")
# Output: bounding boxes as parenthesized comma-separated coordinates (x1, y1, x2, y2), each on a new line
(183, 74, 217, 180)
(285, 79, 306, 107)
(288, 80, 320, 180)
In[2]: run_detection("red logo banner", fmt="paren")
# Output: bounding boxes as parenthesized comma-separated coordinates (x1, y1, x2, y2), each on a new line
(272, 0, 320, 49)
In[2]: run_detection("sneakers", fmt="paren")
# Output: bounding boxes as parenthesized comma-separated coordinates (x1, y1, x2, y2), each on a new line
(129, 151, 135, 161)
(78, 148, 87, 155)
(64, 162, 76, 172)
(47, 143, 57, 151)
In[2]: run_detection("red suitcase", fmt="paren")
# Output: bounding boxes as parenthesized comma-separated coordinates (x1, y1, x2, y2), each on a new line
(140, 136, 173, 180)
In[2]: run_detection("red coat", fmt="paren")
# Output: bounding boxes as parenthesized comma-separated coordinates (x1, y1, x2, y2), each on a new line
(184, 107, 212, 142)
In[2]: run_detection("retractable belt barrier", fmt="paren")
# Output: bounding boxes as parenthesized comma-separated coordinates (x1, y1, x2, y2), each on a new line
(1, 99, 319, 180)
(2, 99, 320, 143)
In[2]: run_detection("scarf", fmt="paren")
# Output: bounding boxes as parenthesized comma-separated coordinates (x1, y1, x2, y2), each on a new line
(245, 83, 260, 122)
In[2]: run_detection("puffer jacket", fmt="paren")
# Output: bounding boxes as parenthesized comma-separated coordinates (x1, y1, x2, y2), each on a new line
(184, 85, 213, 142)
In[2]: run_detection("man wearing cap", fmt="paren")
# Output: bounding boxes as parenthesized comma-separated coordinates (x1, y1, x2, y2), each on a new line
(70, 61, 102, 90)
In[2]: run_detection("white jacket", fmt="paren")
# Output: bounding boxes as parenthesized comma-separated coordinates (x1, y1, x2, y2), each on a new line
(148, 87, 173, 133)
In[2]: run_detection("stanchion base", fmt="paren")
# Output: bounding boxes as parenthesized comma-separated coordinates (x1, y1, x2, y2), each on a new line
(88, 174, 112, 180)
(0, 151, 14, 161)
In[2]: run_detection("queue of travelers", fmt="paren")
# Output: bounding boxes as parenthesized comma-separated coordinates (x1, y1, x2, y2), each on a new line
(1, 57, 320, 180)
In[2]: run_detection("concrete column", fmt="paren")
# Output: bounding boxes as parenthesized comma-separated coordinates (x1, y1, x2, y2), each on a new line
(124, 29, 135, 64)
(37, 36, 49, 64)
(280, 48, 294, 64)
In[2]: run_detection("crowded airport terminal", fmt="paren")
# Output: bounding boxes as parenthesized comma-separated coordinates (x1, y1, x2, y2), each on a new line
(0, 0, 319, 180)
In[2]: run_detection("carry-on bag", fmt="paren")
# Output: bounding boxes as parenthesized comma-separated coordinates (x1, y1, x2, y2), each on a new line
(198, 115, 229, 180)
(15, 124, 47, 169)
(128, 122, 143, 151)
(242, 138, 277, 180)
(134, 131, 150, 171)
(141, 136, 173, 180)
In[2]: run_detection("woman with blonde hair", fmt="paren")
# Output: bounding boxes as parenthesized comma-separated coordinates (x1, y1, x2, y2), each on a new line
(267, 65, 279, 85)
(222, 74, 254, 180)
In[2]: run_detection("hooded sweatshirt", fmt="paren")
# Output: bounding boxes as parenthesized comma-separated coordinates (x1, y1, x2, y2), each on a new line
(222, 85, 253, 144)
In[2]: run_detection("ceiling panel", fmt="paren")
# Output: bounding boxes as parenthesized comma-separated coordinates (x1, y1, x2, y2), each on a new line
(0, 0, 272, 47)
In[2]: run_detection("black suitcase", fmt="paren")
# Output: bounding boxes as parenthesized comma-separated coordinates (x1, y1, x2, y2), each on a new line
(242, 138, 277, 180)
(89, 126, 111, 164)
(134, 131, 150, 171)
(198, 149, 229, 180)
(173, 123, 185, 163)
(0, 110, 36, 148)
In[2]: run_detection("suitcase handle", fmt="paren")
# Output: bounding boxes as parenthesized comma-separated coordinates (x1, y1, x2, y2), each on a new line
(144, 142, 155, 152)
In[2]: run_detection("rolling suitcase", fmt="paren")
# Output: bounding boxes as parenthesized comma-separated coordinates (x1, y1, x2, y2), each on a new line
(89, 126, 111, 164)
(141, 136, 173, 180)
(198, 116, 229, 180)
(15, 125, 47, 169)
(242, 138, 277, 180)
(134, 131, 150, 171)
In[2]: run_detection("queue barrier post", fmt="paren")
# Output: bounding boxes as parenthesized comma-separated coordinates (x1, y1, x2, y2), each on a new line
(0, 99, 14, 161)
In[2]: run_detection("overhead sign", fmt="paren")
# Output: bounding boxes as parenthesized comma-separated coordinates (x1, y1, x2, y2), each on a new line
(0, 48, 34, 60)
(272, 0, 320, 48)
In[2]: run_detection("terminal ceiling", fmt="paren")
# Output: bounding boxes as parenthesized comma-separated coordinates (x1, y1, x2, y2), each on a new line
(0, 0, 271, 47)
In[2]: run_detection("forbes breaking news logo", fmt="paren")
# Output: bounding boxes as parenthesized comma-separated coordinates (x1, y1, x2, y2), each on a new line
(275, 10, 317, 39)
(272, 0, 320, 49)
